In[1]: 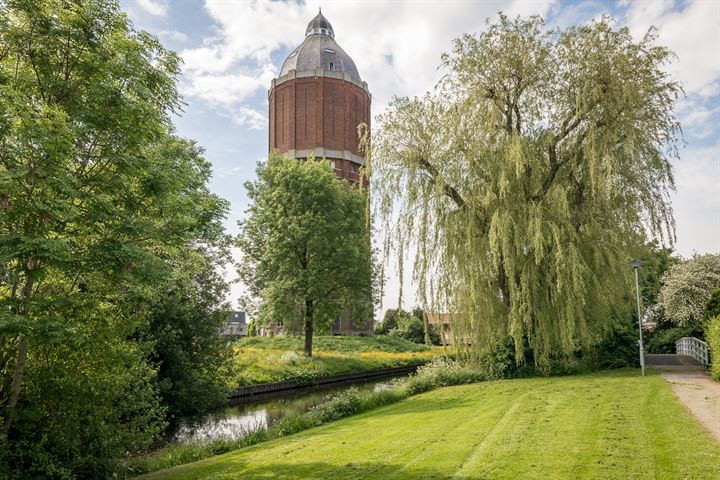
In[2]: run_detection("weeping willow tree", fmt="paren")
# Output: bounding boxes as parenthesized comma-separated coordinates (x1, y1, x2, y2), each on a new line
(372, 15, 681, 369)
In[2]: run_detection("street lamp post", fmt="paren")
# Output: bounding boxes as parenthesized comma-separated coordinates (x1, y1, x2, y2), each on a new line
(629, 259, 645, 376)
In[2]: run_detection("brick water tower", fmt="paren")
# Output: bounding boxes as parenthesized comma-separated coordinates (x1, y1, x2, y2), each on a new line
(269, 9, 371, 185)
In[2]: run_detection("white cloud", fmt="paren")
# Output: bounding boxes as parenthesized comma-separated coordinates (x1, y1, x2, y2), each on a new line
(671, 141, 720, 256)
(227, 107, 267, 130)
(180, 0, 555, 125)
(159, 29, 189, 42)
(180, 69, 273, 104)
(136, 0, 168, 17)
(623, 0, 720, 98)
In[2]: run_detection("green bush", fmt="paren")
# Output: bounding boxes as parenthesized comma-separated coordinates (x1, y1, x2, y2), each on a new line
(403, 357, 484, 395)
(707, 315, 720, 381)
(587, 315, 639, 369)
(389, 313, 426, 344)
(645, 314, 703, 353)
(704, 289, 720, 323)
(0, 306, 167, 479)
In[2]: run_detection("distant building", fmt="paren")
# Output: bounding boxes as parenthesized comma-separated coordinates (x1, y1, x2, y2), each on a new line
(331, 313, 374, 336)
(641, 322, 657, 332)
(257, 314, 373, 337)
(222, 311, 247, 337)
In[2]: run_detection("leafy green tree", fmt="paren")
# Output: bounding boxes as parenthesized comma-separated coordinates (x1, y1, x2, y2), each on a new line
(376, 308, 402, 334)
(237, 153, 373, 357)
(0, 0, 229, 475)
(637, 242, 678, 308)
(373, 15, 681, 369)
(390, 311, 426, 345)
(658, 254, 720, 327)
(376, 308, 439, 345)
(411, 307, 439, 345)
(145, 248, 233, 419)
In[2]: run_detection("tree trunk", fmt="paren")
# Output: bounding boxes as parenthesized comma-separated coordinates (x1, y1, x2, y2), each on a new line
(304, 298, 314, 357)
(3, 273, 34, 434)
(3, 336, 26, 434)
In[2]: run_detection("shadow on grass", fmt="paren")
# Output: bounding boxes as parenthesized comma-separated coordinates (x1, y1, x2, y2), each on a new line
(147, 459, 488, 480)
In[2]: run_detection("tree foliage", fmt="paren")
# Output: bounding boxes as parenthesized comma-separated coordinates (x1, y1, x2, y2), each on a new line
(0, 0, 230, 476)
(637, 241, 678, 308)
(707, 315, 720, 381)
(376, 308, 439, 345)
(145, 247, 233, 419)
(237, 153, 373, 357)
(372, 15, 681, 369)
(705, 289, 720, 323)
(375, 308, 402, 335)
(658, 254, 720, 327)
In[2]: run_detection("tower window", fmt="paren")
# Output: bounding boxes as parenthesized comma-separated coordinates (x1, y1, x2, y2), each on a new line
(329, 62, 334, 70)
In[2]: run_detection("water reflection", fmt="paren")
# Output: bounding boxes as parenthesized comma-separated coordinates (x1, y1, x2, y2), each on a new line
(172, 378, 400, 444)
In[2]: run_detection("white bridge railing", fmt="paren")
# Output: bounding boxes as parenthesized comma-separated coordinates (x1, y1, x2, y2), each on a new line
(676, 337, 709, 367)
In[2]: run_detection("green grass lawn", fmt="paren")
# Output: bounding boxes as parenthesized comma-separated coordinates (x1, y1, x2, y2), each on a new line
(141, 370, 720, 480)
(230, 336, 443, 386)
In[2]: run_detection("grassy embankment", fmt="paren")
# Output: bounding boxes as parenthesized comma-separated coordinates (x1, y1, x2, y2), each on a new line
(142, 369, 720, 480)
(230, 335, 443, 386)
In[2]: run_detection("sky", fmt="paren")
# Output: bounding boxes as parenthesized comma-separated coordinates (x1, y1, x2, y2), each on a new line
(119, 0, 720, 316)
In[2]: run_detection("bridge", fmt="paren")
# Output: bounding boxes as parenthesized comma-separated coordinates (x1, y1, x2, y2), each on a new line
(645, 337, 709, 372)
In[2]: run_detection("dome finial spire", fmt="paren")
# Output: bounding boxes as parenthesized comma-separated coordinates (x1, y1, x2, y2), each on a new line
(305, 8, 334, 38)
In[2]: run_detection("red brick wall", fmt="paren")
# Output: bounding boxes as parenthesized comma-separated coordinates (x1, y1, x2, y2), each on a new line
(269, 77, 371, 163)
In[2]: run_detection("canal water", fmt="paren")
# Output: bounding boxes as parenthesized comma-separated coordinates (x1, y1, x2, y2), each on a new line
(171, 376, 405, 444)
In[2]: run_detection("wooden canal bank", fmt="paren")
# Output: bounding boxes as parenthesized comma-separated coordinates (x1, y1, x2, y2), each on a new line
(228, 365, 420, 401)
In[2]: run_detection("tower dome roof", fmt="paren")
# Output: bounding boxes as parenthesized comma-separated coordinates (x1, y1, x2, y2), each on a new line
(279, 10, 361, 81)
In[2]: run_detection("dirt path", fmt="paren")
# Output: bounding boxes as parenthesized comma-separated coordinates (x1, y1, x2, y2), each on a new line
(647, 354, 720, 442)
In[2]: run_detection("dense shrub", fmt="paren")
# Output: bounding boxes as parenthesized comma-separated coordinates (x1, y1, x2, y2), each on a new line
(389, 313, 427, 344)
(587, 315, 639, 369)
(147, 268, 232, 418)
(704, 289, 720, 323)
(0, 303, 167, 479)
(403, 358, 483, 395)
(707, 316, 720, 381)
(376, 308, 440, 345)
(644, 308, 703, 353)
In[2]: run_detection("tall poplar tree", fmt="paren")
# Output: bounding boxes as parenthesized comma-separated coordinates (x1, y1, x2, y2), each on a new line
(373, 16, 681, 369)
